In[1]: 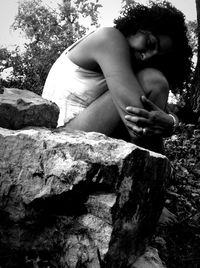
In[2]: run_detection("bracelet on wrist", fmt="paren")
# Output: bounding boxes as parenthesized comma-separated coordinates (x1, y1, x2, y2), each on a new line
(168, 113, 178, 132)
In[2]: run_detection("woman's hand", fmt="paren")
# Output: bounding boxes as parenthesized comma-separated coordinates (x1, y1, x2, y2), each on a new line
(124, 95, 176, 137)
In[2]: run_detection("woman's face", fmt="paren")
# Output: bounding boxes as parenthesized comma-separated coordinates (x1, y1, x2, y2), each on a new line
(127, 30, 173, 62)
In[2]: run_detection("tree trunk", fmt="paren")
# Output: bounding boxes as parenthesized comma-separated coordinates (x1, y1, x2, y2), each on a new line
(190, 0, 200, 116)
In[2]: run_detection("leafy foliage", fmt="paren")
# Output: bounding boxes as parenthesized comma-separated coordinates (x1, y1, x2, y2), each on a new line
(187, 20, 198, 55)
(152, 124, 200, 268)
(0, 0, 101, 95)
(188, 1, 200, 115)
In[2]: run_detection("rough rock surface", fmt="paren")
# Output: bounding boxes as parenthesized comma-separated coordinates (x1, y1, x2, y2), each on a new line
(0, 87, 59, 129)
(0, 127, 171, 267)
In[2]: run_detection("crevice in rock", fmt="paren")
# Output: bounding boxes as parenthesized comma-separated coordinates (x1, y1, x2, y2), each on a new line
(28, 181, 114, 218)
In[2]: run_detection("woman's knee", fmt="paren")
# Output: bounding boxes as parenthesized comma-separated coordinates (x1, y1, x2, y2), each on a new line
(137, 68, 169, 97)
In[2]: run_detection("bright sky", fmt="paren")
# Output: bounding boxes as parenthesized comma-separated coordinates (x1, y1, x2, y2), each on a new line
(0, 0, 197, 48)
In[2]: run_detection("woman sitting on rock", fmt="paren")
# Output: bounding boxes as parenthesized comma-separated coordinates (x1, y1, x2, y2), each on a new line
(42, 1, 192, 153)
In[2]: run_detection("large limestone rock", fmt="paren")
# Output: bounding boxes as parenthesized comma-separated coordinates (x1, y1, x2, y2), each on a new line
(0, 127, 170, 267)
(0, 87, 59, 129)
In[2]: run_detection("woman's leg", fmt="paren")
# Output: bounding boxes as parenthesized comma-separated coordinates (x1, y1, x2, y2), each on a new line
(133, 68, 169, 153)
(64, 68, 169, 152)
(65, 90, 122, 136)
(137, 68, 169, 110)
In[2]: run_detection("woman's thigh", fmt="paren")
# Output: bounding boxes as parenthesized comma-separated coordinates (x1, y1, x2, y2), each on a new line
(64, 68, 169, 140)
(64, 90, 127, 137)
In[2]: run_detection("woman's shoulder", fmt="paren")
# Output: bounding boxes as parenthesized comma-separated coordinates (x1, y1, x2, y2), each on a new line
(95, 27, 120, 34)
(94, 27, 126, 41)
(91, 27, 129, 52)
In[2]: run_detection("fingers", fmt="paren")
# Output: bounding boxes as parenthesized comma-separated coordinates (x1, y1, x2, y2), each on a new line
(125, 100, 167, 137)
(141, 95, 161, 111)
(126, 106, 149, 118)
(125, 114, 152, 127)
(126, 122, 143, 136)
(126, 120, 164, 137)
(126, 122, 163, 137)
(126, 96, 161, 117)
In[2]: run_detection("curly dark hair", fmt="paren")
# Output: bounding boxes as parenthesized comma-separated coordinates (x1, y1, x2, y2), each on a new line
(114, 1, 193, 94)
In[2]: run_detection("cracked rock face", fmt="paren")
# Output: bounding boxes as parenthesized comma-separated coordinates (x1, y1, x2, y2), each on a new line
(0, 88, 59, 129)
(0, 127, 170, 267)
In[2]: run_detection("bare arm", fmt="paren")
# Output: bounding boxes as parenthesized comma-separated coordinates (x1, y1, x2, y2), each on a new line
(91, 28, 145, 138)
